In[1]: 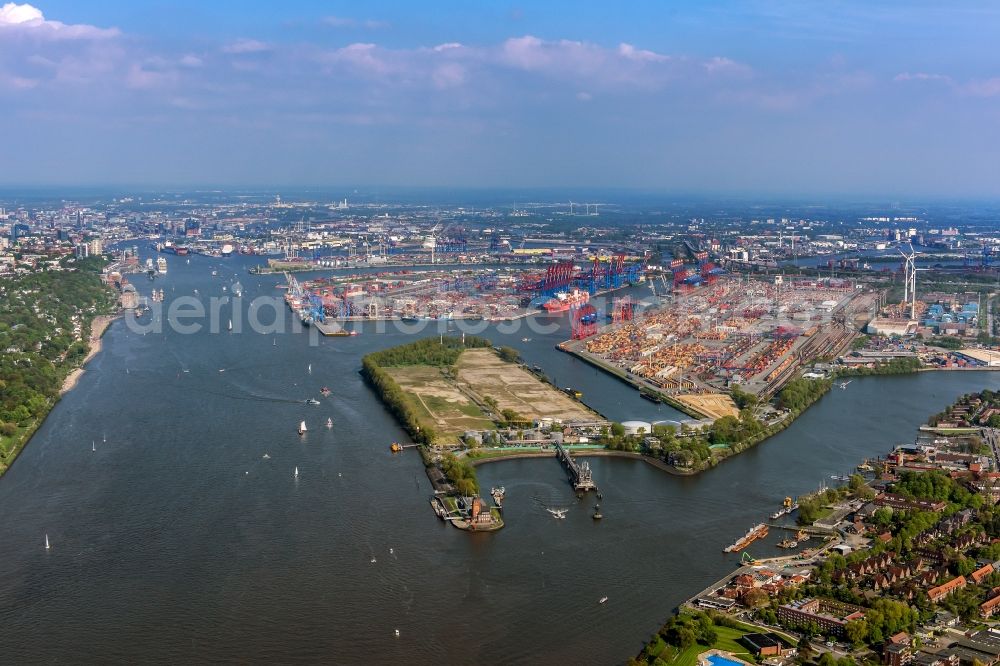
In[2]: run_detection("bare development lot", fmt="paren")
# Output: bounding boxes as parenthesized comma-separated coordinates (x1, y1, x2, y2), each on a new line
(385, 348, 599, 444)
(674, 393, 739, 420)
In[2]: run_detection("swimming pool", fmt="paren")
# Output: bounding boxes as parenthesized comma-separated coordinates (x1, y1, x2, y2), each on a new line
(706, 654, 746, 666)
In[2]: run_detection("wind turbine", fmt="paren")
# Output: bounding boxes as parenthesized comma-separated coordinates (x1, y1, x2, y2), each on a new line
(423, 223, 441, 264)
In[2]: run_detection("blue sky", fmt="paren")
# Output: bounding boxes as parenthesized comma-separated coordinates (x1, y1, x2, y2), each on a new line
(1, 1, 999, 196)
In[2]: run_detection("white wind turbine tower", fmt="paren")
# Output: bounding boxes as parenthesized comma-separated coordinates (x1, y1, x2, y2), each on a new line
(899, 244, 918, 320)
(423, 223, 441, 264)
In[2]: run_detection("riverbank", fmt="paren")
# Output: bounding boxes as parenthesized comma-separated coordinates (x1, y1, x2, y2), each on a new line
(60, 314, 118, 395)
(1, 312, 119, 478)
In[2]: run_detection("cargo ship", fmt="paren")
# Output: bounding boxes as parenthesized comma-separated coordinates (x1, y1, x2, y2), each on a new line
(542, 289, 589, 313)
(723, 523, 768, 553)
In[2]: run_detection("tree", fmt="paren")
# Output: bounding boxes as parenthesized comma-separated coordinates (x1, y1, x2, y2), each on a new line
(844, 619, 869, 646)
(818, 652, 837, 666)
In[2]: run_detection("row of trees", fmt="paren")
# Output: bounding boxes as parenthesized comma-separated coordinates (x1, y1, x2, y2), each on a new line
(836, 356, 922, 377)
(363, 334, 492, 368)
(777, 377, 833, 412)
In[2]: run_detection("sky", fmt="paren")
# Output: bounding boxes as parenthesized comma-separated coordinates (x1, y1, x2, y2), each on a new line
(1, 1, 999, 197)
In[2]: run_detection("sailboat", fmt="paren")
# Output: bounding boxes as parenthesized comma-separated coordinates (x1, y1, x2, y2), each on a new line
(45, 534, 50, 550)
(272, 337, 277, 347)
(298, 420, 307, 435)
(92, 440, 95, 452)
(294, 466, 299, 478)
(103, 433, 106, 443)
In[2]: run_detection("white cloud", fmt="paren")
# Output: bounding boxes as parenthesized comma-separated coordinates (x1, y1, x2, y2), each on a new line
(322, 16, 387, 29)
(221, 39, 270, 54)
(179, 54, 203, 68)
(0, 2, 118, 39)
(894, 71, 952, 83)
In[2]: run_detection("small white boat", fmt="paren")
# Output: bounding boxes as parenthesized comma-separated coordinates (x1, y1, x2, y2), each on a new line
(92, 441, 95, 452)
(547, 508, 567, 519)
(326, 418, 333, 428)
(307, 398, 321, 406)
(389, 548, 394, 555)
(273, 338, 277, 346)
(294, 466, 299, 478)
(370, 557, 377, 564)
(394, 629, 400, 638)
(45, 534, 50, 550)
(599, 596, 608, 604)
(308, 364, 312, 374)
(262, 453, 270, 459)
(298, 420, 307, 434)
(227, 319, 233, 331)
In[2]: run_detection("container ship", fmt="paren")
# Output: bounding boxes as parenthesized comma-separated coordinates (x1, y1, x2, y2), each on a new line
(723, 523, 768, 553)
(542, 289, 589, 313)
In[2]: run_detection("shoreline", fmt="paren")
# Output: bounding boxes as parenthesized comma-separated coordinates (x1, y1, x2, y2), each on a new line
(469, 448, 692, 476)
(60, 314, 118, 395)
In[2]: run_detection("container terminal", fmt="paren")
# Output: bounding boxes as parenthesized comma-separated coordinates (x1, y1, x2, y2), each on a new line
(279, 256, 644, 325)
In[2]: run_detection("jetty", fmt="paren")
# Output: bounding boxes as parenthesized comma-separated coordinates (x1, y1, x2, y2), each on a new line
(555, 442, 597, 491)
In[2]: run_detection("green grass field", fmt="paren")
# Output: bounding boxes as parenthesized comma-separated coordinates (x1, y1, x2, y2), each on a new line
(648, 624, 759, 666)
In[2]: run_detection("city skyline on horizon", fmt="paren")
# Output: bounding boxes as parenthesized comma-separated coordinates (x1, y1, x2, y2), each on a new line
(2, 1, 1000, 197)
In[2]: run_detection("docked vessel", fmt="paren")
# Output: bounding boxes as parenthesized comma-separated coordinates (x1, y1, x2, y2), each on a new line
(491, 486, 505, 506)
(723, 523, 768, 553)
(777, 538, 798, 549)
(563, 387, 583, 399)
(770, 496, 799, 520)
(221, 243, 235, 257)
(390, 442, 403, 453)
(542, 289, 589, 313)
(156, 257, 167, 274)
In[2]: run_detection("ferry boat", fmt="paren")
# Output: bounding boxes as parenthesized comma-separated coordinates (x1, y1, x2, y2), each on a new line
(723, 523, 768, 553)
(541, 289, 589, 313)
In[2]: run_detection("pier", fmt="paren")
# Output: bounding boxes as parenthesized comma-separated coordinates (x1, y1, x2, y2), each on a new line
(555, 442, 597, 491)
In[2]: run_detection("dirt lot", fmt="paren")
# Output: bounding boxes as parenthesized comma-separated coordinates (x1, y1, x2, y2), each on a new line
(385, 349, 599, 444)
(455, 349, 598, 422)
(674, 393, 739, 420)
(388, 365, 494, 442)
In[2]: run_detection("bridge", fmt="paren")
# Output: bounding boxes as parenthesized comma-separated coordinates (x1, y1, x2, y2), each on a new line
(555, 443, 597, 491)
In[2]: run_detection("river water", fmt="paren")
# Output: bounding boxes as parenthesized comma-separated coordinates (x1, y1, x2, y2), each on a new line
(1, 254, 998, 664)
